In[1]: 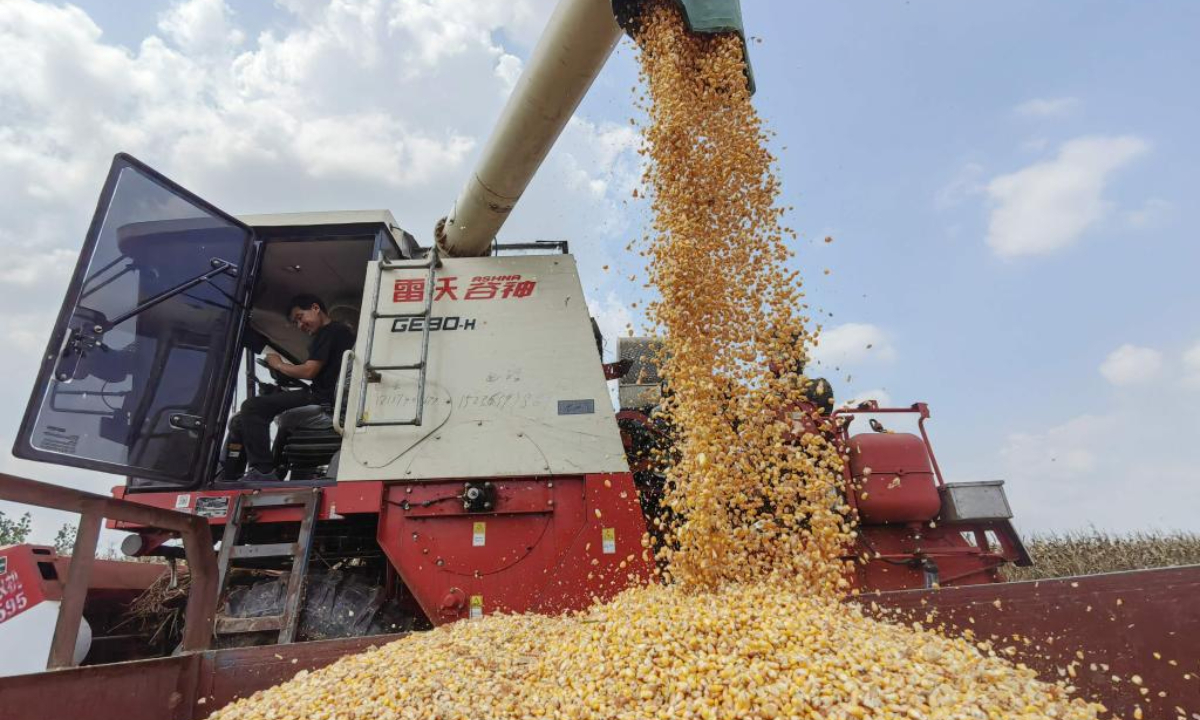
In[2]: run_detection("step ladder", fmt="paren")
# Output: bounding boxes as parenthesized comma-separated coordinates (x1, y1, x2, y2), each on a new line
(354, 248, 441, 428)
(213, 489, 320, 644)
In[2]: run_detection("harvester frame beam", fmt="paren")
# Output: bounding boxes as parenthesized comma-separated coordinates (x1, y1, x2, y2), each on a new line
(0, 472, 218, 668)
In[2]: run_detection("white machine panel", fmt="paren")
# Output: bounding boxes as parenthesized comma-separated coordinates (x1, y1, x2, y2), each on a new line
(338, 254, 628, 481)
(0, 601, 91, 677)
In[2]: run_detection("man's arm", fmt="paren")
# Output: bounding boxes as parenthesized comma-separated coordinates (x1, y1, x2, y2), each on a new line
(266, 353, 323, 380)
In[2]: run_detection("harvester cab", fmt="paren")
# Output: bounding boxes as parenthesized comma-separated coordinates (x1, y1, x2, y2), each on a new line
(11, 154, 419, 490)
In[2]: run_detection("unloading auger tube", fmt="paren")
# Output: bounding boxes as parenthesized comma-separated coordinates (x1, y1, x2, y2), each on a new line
(434, 0, 754, 258)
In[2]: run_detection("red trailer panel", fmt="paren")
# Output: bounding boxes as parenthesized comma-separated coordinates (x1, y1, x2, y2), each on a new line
(864, 565, 1200, 719)
(2, 567, 1196, 719)
(0, 634, 404, 720)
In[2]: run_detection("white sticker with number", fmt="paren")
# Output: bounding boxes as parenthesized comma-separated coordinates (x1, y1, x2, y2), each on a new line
(174, 494, 192, 511)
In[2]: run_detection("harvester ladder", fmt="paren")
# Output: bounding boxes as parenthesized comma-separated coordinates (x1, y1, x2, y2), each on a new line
(213, 489, 320, 644)
(355, 248, 441, 427)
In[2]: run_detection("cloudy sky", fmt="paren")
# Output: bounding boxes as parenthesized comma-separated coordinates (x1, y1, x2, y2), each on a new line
(1, 0, 1197, 543)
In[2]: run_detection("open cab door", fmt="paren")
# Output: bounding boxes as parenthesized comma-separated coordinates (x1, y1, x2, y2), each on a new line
(14, 154, 255, 486)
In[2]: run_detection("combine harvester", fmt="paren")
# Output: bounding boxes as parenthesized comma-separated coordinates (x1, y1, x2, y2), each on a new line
(0, 0, 1196, 717)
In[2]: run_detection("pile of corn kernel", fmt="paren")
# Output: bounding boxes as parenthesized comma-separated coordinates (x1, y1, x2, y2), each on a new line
(209, 4, 1108, 719)
(211, 583, 1104, 720)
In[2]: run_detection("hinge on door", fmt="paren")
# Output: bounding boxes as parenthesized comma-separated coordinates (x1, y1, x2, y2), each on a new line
(169, 413, 205, 431)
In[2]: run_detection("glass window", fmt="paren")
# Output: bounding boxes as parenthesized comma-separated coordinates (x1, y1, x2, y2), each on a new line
(18, 157, 252, 484)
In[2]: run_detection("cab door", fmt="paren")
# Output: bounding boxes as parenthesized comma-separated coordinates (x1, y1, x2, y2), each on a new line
(13, 154, 256, 486)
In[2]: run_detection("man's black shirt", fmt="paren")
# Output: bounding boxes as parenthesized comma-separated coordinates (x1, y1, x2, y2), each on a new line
(308, 322, 356, 402)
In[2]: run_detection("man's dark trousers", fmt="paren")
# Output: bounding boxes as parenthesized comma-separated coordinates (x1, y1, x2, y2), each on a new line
(228, 390, 319, 473)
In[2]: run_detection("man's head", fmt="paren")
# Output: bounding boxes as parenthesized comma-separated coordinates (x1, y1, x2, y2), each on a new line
(288, 294, 329, 335)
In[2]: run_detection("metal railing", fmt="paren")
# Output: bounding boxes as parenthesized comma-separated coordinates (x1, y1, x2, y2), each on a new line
(0, 472, 217, 669)
(355, 247, 441, 428)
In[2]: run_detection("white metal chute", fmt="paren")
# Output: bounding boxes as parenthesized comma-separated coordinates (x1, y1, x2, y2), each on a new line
(435, 0, 623, 258)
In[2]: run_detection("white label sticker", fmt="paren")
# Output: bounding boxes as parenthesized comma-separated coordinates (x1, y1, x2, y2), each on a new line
(472, 522, 486, 547)
(602, 528, 616, 555)
(194, 496, 229, 518)
(469, 595, 483, 620)
(174, 494, 192, 511)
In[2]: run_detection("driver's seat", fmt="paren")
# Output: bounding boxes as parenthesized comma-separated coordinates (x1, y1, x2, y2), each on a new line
(272, 404, 342, 480)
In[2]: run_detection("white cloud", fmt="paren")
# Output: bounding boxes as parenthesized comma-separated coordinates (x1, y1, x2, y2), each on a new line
(0, 311, 60, 359)
(1183, 341, 1200, 390)
(291, 113, 476, 184)
(985, 135, 1149, 258)
(810, 323, 896, 370)
(158, 0, 245, 56)
(934, 161, 984, 210)
(494, 52, 523, 93)
(557, 117, 640, 202)
(0, 0, 628, 297)
(0, 248, 77, 287)
(1020, 137, 1049, 153)
(841, 388, 892, 408)
(1124, 197, 1172, 230)
(587, 292, 636, 362)
(1001, 414, 1113, 476)
(1099, 344, 1163, 386)
(992, 408, 1200, 533)
(1013, 96, 1080, 119)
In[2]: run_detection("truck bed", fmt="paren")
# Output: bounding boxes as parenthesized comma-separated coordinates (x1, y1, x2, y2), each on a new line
(3, 566, 1197, 720)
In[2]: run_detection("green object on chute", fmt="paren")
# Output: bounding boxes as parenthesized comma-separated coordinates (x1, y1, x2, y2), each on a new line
(612, 0, 756, 94)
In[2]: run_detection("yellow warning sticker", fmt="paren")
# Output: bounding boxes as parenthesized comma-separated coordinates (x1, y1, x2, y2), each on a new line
(469, 595, 483, 620)
(601, 528, 616, 554)
(473, 522, 486, 547)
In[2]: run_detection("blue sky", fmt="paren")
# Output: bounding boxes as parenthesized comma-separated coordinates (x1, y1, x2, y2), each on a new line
(0, 0, 1197, 540)
(742, 1, 1200, 532)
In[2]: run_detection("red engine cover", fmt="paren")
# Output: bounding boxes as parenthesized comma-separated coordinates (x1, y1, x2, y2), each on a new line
(377, 473, 654, 624)
(848, 432, 941, 524)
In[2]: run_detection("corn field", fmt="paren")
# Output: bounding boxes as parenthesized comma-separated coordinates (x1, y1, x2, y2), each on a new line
(1005, 529, 1200, 582)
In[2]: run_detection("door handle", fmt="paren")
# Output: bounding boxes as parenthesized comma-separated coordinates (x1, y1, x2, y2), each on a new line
(333, 349, 354, 436)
